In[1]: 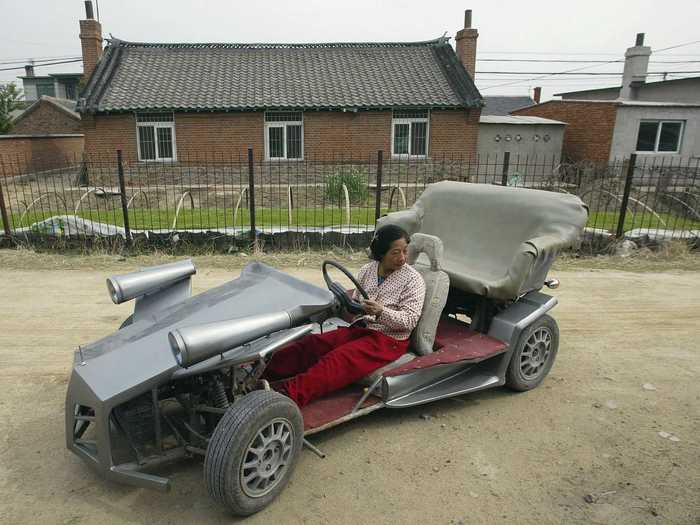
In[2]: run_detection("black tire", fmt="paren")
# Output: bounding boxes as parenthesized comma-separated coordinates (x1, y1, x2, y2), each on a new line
(204, 390, 303, 516)
(119, 315, 134, 330)
(505, 314, 559, 392)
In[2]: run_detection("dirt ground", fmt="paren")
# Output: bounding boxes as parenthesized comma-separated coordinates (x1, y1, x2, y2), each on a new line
(0, 252, 699, 524)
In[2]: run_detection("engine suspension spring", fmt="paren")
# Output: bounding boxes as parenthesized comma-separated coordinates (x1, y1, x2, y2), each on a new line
(212, 377, 230, 409)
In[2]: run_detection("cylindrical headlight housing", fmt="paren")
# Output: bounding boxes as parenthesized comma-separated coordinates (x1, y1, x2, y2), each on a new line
(168, 311, 292, 368)
(107, 259, 196, 304)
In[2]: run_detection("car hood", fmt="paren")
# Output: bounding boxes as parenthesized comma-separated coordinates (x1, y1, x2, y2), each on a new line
(71, 262, 334, 405)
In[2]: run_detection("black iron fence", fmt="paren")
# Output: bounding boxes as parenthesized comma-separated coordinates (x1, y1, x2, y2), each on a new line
(1, 149, 698, 252)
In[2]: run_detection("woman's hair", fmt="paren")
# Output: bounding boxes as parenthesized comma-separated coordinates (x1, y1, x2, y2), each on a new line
(369, 224, 410, 261)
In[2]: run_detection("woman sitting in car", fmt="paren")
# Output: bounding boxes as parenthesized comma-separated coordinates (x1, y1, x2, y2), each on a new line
(266, 224, 425, 407)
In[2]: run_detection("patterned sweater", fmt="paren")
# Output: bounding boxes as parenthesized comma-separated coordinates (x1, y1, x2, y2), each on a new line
(352, 261, 426, 341)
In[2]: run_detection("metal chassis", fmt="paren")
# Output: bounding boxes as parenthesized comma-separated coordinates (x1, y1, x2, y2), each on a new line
(67, 290, 557, 492)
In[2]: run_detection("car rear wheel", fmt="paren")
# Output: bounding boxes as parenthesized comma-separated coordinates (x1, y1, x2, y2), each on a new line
(204, 390, 303, 516)
(505, 314, 559, 391)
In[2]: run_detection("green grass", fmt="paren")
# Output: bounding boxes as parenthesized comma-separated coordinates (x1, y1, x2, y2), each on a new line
(2, 207, 385, 231)
(3, 207, 699, 233)
(586, 210, 700, 232)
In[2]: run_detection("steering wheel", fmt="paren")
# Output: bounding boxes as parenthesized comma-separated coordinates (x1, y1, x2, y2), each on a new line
(322, 260, 368, 315)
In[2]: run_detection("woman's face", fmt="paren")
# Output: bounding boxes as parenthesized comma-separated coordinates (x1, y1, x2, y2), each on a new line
(381, 238, 409, 271)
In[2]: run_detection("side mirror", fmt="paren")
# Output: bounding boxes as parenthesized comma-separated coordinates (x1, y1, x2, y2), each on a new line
(545, 278, 560, 290)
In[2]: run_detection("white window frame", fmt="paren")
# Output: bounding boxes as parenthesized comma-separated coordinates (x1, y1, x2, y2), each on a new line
(635, 119, 684, 154)
(264, 113, 304, 161)
(135, 114, 177, 162)
(391, 110, 430, 159)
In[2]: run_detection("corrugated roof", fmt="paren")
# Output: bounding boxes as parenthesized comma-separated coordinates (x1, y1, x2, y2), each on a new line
(480, 115, 565, 125)
(555, 75, 700, 97)
(79, 38, 482, 114)
(481, 96, 534, 115)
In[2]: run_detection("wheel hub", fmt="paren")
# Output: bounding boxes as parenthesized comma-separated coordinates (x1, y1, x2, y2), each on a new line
(241, 418, 294, 498)
(520, 327, 552, 381)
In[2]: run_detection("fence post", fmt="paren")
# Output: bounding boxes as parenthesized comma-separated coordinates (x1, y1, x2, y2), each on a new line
(616, 153, 637, 238)
(116, 150, 132, 246)
(247, 147, 257, 247)
(501, 151, 510, 186)
(374, 150, 383, 223)
(0, 175, 11, 238)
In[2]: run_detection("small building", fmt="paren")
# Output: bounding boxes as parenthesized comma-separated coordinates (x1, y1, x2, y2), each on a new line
(478, 115, 565, 177)
(18, 66, 82, 103)
(11, 96, 81, 135)
(76, 3, 484, 161)
(513, 34, 700, 163)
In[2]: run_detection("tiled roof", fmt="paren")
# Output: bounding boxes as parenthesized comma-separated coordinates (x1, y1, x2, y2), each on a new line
(79, 38, 482, 114)
(481, 96, 534, 115)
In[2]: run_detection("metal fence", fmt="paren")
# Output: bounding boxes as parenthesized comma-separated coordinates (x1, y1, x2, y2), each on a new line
(0, 149, 699, 252)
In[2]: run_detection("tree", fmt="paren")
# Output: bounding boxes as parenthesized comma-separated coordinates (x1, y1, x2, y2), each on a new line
(0, 83, 23, 134)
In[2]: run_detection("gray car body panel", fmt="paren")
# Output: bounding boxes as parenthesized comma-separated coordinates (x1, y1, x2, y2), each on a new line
(65, 265, 558, 492)
(65, 262, 335, 489)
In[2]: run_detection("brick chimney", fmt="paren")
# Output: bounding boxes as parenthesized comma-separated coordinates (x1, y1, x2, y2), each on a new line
(455, 9, 478, 79)
(619, 33, 651, 100)
(79, 0, 103, 83)
(533, 86, 542, 104)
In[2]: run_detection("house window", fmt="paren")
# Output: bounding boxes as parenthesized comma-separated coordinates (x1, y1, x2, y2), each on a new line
(63, 80, 77, 100)
(265, 112, 303, 160)
(392, 110, 429, 158)
(136, 113, 176, 161)
(35, 79, 55, 98)
(635, 120, 684, 153)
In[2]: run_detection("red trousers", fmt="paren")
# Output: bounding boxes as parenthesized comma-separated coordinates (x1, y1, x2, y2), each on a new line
(265, 326, 409, 407)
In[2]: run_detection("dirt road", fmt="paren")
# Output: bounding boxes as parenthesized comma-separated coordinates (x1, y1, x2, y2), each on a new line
(1, 260, 699, 524)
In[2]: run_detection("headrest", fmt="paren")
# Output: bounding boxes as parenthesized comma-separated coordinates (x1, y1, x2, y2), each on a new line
(407, 233, 444, 272)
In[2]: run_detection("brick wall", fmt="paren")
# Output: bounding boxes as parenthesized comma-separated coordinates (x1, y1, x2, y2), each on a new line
(0, 135, 84, 177)
(81, 113, 138, 159)
(11, 101, 82, 135)
(175, 113, 264, 159)
(512, 101, 618, 163)
(430, 109, 480, 158)
(82, 109, 480, 161)
(303, 111, 391, 159)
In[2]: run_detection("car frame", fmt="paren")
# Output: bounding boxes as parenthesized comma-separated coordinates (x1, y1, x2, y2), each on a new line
(65, 181, 588, 516)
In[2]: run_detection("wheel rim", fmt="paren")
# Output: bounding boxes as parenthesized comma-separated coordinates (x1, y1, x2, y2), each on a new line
(240, 417, 294, 498)
(520, 327, 552, 381)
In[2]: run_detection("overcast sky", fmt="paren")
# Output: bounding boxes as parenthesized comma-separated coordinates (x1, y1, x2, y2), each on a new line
(2, 0, 699, 101)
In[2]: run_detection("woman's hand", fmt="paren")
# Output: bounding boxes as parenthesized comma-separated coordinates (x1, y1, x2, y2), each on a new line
(362, 299, 384, 317)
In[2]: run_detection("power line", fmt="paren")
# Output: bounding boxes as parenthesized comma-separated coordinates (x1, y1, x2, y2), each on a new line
(476, 70, 700, 75)
(653, 39, 700, 54)
(0, 58, 82, 72)
(0, 56, 81, 66)
(477, 58, 700, 64)
(478, 50, 700, 57)
(480, 39, 700, 91)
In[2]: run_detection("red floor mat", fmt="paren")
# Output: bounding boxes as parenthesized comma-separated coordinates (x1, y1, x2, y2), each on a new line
(383, 317, 507, 377)
(301, 387, 381, 432)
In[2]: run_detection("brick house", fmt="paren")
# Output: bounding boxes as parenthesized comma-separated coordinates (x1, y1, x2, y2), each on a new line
(0, 96, 83, 177)
(513, 34, 700, 163)
(76, 4, 483, 161)
(11, 96, 81, 135)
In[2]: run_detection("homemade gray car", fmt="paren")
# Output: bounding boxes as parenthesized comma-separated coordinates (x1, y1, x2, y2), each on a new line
(65, 181, 588, 516)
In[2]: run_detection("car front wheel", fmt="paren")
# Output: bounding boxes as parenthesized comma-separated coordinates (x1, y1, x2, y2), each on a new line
(204, 390, 303, 516)
(505, 314, 559, 391)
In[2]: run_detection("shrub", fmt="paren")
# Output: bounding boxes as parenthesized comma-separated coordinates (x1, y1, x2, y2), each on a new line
(325, 169, 369, 205)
